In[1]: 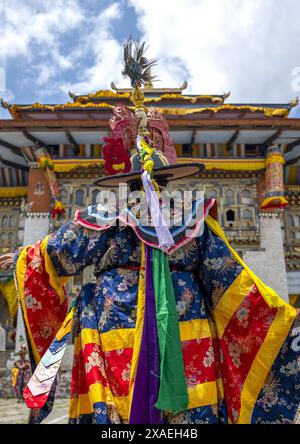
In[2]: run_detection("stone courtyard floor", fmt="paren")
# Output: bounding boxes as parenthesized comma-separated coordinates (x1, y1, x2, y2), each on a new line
(0, 398, 299, 424)
(0, 398, 69, 424)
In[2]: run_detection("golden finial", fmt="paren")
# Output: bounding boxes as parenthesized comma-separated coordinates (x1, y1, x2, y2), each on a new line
(180, 80, 188, 91)
(223, 91, 231, 100)
(131, 86, 149, 135)
(290, 96, 299, 108)
(111, 81, 118, 91)
(0, 98, 9, 109)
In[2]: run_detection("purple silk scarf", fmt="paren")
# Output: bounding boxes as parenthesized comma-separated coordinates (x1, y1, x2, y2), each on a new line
(129, 245, 163, 424)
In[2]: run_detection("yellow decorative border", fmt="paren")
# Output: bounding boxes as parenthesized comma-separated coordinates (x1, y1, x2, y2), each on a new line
(87, 90, 131, 100)
(40, 236, 69, 305)
(206, 215, 295, 310)
(261, 196, 289, 209)
(238, 305, 295, 423)
(179, 319, 212, 341)
(153, 105, 289, 118)
(89, 382, 129, 421)
(0, 279, 18, 320)
(15, 246, 40, 363)
(73, 319, 212, 356)
(188, 379, 224, 409)
(15, 239, 70, 363)
(69, 384, 129, 421)
(128, 243, 146, 417)
(55, 306, 75, 342)
(53, 159, 105, 173)
(68, 379, 225, 420)
(69, 393, 93, 418)
(0, 187, 27, 198)
(10, 102, 289, 118)
(73, 328, 134, 352)
(52, 157, 266, 174)
(213, 270, 254, 337)
(177, 157, 266, 171)
(205, 216, 297, 423)
(83, 90, 224, 104)
(266, 154, 285, 165)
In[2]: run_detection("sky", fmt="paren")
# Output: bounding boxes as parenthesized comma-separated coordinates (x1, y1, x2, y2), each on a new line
(1, 0, 300, 118)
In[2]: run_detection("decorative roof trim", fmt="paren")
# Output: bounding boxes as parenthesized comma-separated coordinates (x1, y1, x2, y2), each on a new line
(0, 187, 27, 198)
(8, 102, 290, 118)
(51, 157, 266, 173)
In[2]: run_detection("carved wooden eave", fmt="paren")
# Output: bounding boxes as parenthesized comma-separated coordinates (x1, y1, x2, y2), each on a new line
(285, 185, 300, 205)
(285, 249, 300, 269)
(110, 80, 189, 93)
(0, 196, 24, 207)
(201, 170, 264, 180)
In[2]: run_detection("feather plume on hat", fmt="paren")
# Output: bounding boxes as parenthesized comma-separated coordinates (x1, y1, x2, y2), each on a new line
(122, 38, 158, 88)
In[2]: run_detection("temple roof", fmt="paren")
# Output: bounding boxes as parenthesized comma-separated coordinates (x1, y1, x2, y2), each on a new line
(1, 86, 297, 121)
(69, 81, 230, 105)
(1, 84, 300, 180)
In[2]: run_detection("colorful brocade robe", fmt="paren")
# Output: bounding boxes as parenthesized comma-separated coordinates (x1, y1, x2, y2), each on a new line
(14, 199, 300, 424)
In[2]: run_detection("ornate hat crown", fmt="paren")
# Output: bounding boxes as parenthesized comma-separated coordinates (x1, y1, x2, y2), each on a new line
(102, 104, 177, 177)
(96, 39, 204, 187)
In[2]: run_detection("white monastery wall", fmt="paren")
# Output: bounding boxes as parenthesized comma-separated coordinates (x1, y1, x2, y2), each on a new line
(243, 213, 289, 302)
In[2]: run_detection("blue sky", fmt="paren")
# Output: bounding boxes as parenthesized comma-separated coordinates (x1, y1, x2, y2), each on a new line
(1, 0, 300, 118)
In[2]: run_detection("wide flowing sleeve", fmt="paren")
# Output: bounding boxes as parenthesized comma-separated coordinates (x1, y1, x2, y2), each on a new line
(197, 215, 299, 424)
(14, 220, 114, 365)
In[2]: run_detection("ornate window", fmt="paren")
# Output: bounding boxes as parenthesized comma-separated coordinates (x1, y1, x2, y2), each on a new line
(288, 215, 294, 227)
(182, 144, 193, 157)
(225, 189, 235, 205)
(34, 182, 44, 195)
(7, 232, 14, 244)
(60, 189, 68, 205)
(241, 189, 251, 204)
(9, 215, 15, 227)
(92, 190, 100, 205)
(1, 215, 8, 228)
(243, 209, 252, 226)
(295, 215, 300, 228)
(207, 189, 217, 199)
(226, 209, 235, 227)
(75, 189, 84, 206)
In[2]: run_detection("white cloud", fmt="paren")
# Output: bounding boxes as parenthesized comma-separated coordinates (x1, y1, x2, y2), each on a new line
(0, 0, 84, 90)
(60, 3, 127, 95)
(1, 0, 300, 105)
(0, 0, 84, 59)
(0, 88, 14, 120)
(130, 0, 300, 102)
(35, 64, 58, 87)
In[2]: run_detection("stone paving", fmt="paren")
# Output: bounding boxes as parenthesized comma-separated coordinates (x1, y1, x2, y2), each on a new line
(0, 398, 299, 424)
(0, 398, 69, 424)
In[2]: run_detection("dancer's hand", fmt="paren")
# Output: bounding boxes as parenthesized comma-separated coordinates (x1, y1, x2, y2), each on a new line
(0, 253, 14, 269)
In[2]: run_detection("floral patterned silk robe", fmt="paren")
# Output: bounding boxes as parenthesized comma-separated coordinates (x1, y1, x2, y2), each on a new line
(14, 203, 300, 424)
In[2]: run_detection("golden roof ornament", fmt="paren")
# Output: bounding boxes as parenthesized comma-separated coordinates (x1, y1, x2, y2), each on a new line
(290, 96, 299, 108)
(0, 98, 9, 109)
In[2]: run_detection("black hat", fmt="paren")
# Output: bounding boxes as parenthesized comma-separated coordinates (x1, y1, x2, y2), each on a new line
(95, 150, 205, 188)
